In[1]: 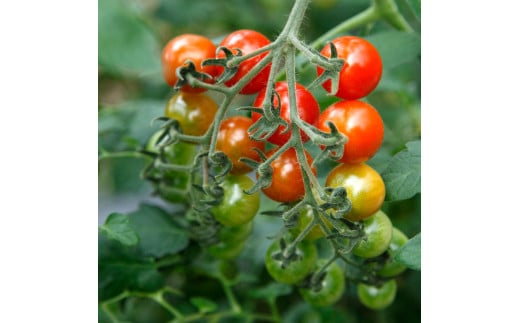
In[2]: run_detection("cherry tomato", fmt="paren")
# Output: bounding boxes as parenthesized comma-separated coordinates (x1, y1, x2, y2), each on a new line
(265, 239, 317, 284)
(217, 29, 272, 95)
(317, 100, 384, 164)
(299, 260, 345, 307)
(211, 174, 260, 226)
(353, 210, 392, 258)
(260, 148, 316, 203)
(325, 163, 385, 221)
(378, 227, 409, 277)
(145, 130, 198, 203)
(207, 239, 246, 260)
(317, 36, 382, 100)
(164, 92, 218, 136)
(251, 81, 320, 146)
(207, 222, 253, 260)
(161, 34, 219, 92)
(357, 279, 397, 310)
(216, 116, 265, 175)
(290, 205, 332, 241)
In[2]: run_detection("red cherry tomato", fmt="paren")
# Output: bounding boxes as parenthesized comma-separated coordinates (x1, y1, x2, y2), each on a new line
(317, 36, 382, 100)
(161, 34, 219, 93)
(216, 116, 265, 175)
(260, 148, 316, 203)
(217, 29, 272, 95)
(317, 100, 384, 164)
(251, 81, 320, 146)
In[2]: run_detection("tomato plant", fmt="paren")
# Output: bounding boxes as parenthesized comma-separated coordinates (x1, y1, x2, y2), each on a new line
(352, 210, 393, 258)
(357, 279, 397, 311)
(251, 81, 320, 146)
(164, 91, 219, 136)
(318, 99, 384, 164)
(216, 116, 265, 175)
(265, 239, 318, 285)
(299, 260, 345, 307)
(325, 163, 386, 221)
(217, 29, 272, 94)
(317, 35, 382, 100)
(378, 227, 409, 277)
(161, 33, 219, 92)
(260, 147, 316, 203)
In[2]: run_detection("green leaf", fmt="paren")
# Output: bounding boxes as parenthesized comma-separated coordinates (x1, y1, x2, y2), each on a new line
(381, 140, 420, 201)
(99, 213, 139, 247)
(365, 31, 420, 70)
(190, 297, 218, 313)
(407, 0, 421, 18)
(99, 234, 164, 302)
(395, 233, 421, 270)
(248, 282, 292, 299)
(98, 0, 161, 77)
(128, 204, 190, 258)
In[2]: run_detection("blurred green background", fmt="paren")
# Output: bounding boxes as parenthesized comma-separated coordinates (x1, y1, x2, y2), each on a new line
(99, 0, 420, 321)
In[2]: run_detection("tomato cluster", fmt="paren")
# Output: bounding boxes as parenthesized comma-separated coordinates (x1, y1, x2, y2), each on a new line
(153, 30, 408, 310)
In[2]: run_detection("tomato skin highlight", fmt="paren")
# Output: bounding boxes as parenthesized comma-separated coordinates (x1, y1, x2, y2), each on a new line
(251, 81, 320, 146)
(217, 116, 265, 175)
(325, 163, 385, 221)
(318, 100, 384, 164)
(217, 29, 272, 95)
(357, 279, 397, 310)
(164, 92, 218, 136)
(161, 34, 219, 93)
(317, 35, 383, 100)
(260, 148, 316, 203)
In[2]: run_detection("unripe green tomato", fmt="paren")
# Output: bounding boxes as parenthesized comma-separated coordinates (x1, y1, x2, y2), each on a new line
(378, 227, 409, 277)
(265, 240, 317, 285)
(353, 210, 392, 258)
(290, 206, 332, 241)
(211, 175, 260, 226)
(217, 221, 254, 244)
(207, 239, 246, 260)
(357, 279, 397, 310)
(299, 261, 345, 307)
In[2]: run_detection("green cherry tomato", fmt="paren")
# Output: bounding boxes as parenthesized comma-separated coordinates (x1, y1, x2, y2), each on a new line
(353, 210, 392, 259)
(265, 239, 317, 285)
(211, 175, 260, 226)
(217, 221, 254, 244)
(357, 279, 397, 310)
(299, 261, 345, 307)
(207, 239, 246, 260)
(290, 206, 332, 241)
(378, 227, 409, 277)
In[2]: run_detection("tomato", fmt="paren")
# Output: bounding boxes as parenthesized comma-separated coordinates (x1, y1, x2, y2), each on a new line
(299, 261, 345, 307)
(378, 227, 409, 277)
(217, 29, 272, 94)
(251, 81, 320, 146)
(290, 205, 332, 241)
(352, 210, 392, 258)
(317, 36, 382, 100)
(145, 130, 198, 203)
(357, 279, 397, 310)
(317, 100, 384, 164)
(211, 174, 260, 226)
(207, 222, 253, 260)
(265, 239, 317, 284)
(164, 92, 219, 136)
(325, 163, 385, 221)
(161, 34, 219, 92)
(260, 148, 316, 203)
(216, 116, 265, 175)
(207, 239, 246, 260)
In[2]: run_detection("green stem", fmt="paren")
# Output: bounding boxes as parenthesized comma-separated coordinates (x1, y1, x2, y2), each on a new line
(98, 150, 150, 161)
(218, 275, 242, 313)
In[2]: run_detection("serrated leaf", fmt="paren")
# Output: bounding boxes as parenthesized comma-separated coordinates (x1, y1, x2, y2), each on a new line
(248, 282, 292, 299)
(381, 140, 420, 201)
(190, 297, 218, 313)
(395, 233, 421, 270)
(99, 213, 139, 247)
(128, 204, 190, 258)
(99, 234, 164, 302)
(365, 31, 420, 70)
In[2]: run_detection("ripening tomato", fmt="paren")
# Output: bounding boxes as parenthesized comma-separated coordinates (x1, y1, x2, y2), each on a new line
(265, 239, 317, 285)
(317, 36, 382, 100)
(216, 116, 265, 175)
(353, 210, 393, 258)
(164, 92, 218, 136)
(251, 81, 320, 146)
(317, 100, 384, 164)
(357, 279, 397, 310)
(161, 34, 219, 92)
(325, 163, 385, 221)
(211, 174, 260, 226)
(299, 260, 345, 307)
(260, 148, 316, 203)
(217, 29, 272, 94)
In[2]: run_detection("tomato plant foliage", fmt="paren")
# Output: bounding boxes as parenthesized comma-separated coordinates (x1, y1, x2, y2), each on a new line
(98, 0, 421, 321)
